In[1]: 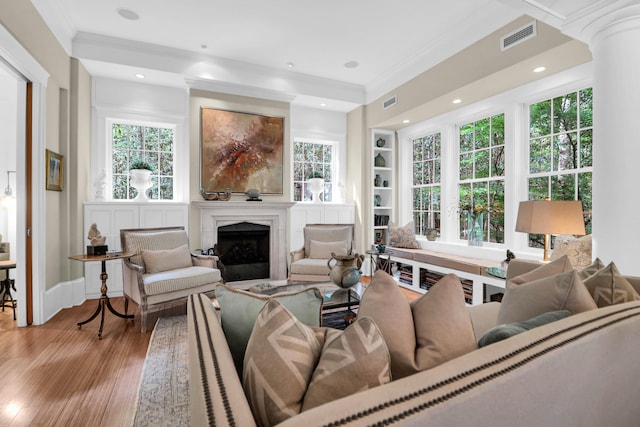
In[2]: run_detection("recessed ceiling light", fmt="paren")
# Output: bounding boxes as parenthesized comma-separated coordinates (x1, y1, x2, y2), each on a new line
(286, 62, 295, 68)
(320, 103, 327, 107)
(344, 61, 359, 69)
(453, 98, 462, 104)
(117, 8, 139, 20)
(533, 66, 546, 73)
(402, 119, 410, 124)
(135, 73, 145, 79)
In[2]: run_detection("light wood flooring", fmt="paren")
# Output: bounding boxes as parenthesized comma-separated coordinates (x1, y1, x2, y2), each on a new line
(0, 277, 420, 427)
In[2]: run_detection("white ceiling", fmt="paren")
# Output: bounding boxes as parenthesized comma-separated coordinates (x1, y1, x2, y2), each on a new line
(30, 0, 608, 112)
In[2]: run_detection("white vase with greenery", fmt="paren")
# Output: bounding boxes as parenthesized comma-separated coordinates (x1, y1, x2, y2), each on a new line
(308, 177, 324, 203)
(130, 160, 153, 200)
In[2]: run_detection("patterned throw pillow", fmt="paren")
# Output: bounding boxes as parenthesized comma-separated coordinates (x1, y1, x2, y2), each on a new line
(583, 262, 640, 307)
(388, 221, 420, 249)
(214, 284, 323, 374)
(358, 270, 476, 379)
(243, 299, 390, 426)
(550, 234, 592, 269)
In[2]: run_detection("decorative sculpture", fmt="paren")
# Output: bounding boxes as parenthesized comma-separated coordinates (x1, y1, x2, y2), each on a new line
(87, 223, 108, 255)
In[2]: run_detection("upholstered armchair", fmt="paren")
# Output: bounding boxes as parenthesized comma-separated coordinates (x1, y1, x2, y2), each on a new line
(289, 224, 354, 283)
(120, 226, 223, 332)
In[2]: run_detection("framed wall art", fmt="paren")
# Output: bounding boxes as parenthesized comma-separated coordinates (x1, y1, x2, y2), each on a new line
(200, 108, 284, 195)
(46, 149, 64, 191)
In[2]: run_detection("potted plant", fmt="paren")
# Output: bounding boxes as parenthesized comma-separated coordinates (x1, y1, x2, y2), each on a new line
(129, 159, 154, 200)
(307, 172, 324, 203)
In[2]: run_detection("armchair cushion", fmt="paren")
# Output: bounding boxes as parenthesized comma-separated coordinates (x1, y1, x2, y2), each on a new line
(142, 243, 192, 274)
(143, 266, 221, 296)
(303, 225, 353, 258)
(308, 240, 349, 259)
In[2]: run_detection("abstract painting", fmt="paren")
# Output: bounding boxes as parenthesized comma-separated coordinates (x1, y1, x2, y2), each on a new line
(200, 108, 284, 194)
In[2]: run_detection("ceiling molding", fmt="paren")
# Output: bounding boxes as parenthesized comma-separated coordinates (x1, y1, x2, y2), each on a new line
(185, 78, 296, 103)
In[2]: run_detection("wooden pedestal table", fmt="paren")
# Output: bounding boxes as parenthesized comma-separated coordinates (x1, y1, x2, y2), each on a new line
(69, 252, 135, 339)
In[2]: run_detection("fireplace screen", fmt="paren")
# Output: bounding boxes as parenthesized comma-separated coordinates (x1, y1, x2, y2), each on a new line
(215, 222, 270, 282)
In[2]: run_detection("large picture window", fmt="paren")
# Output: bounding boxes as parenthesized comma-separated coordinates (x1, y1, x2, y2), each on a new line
(292, 139, 335, 202)
(527, 87, 593, 248)
(412, 132, 441, 237)
(111, 122, 175, 200)
(458, 113, 505, 244)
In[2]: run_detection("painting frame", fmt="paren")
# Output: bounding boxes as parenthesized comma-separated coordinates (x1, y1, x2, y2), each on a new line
(46, 149, 64, 192)
(200, 107, 284, 195)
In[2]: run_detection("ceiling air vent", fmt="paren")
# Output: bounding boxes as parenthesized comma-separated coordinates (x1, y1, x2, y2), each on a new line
(500, 20, 537, 51)
(383, 95, 397, 110)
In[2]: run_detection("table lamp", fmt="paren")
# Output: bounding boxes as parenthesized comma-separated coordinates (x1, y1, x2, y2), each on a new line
(515, 199, 586, 262)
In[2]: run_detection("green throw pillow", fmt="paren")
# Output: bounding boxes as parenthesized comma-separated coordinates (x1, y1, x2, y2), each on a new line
(214, 284, 323, 374)
(478, 310, 571, 347)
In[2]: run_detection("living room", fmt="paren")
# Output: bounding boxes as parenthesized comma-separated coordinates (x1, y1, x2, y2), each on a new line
(3, 1, 638, 329)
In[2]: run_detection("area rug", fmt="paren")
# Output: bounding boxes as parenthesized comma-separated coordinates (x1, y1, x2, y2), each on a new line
(133, 315, 189, 427)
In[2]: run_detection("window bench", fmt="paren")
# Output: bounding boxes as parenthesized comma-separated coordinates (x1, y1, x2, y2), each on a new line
(382, 247, 506, 305)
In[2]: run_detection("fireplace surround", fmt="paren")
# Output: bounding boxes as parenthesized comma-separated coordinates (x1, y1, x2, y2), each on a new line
(193, 201, 295, 283)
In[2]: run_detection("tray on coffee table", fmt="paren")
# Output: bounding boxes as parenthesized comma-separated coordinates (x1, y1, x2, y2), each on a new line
(249, 281, 365, 312)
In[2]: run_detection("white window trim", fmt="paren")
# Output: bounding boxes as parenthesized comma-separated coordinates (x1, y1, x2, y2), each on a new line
(397, 63, 593, 261)
(291, 136, 343, 203)
(92, 107, 188, 202)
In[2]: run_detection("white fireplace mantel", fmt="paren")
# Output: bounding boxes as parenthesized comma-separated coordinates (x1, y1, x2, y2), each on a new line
(193, 201, 295, 282)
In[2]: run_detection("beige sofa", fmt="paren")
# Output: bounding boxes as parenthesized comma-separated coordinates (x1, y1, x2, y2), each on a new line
(187, 260, 640, 426)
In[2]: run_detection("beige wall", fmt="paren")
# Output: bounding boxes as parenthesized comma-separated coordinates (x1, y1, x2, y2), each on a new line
(346, 106, 367, 253)
(0, 2, 91, 290)
(188, 89, 291, 250)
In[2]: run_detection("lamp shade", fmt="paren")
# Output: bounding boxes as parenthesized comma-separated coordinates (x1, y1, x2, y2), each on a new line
(515, 200, 586, 236)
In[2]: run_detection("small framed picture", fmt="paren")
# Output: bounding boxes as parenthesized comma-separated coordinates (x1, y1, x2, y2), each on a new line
(46, 149, 64, 191)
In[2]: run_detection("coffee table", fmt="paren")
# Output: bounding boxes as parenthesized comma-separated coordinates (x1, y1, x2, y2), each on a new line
(249, 281, 365, 314)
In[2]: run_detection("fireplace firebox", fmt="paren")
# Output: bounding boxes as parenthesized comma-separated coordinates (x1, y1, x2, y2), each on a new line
(215, 222, 270, 282)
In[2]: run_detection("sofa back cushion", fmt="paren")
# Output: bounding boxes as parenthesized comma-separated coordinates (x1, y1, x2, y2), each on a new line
(303, 224, 353, 258)
(358, 270, 476, 379)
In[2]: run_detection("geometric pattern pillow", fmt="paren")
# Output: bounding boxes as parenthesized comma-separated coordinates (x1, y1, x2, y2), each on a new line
(358, 270, 476, 380)
(583, 262, 640, 307)
(243, 299, 390, 426)
(498, 270, 597, 324)
(388, 221, 420, 249)
(215, 284, 323, 375)
(577, 257, 605, 280)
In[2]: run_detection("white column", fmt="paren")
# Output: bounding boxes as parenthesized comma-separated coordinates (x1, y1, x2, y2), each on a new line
(568, 5, 640, 274)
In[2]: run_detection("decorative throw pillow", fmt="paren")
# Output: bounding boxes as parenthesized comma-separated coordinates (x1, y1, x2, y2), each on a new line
(214, 284, 323, 374)
(243, 299, 390, 426)
(583, 262, 640, 307)
(550, 234, 592, 269)
(141, 243, 192, 274)
(478, 310, 571, 347)
(577, 257, 605, 280)
(308, 240, 349, 259)
(388, 221, 420, 249)
(508, 255, 574, 286)
(498, 269, 597, 324)
(358, 270, 476, 379)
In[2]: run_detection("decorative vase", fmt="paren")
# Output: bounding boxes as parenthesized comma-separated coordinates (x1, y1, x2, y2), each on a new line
(426, 228, 437, 241)
(308, 177, 324, 203)
(130, 169, 153, 200)
(374, 153, 386, 167)
(376, 137, 386, 147)
(327, 253, 364, 288)
(374, 194, 382, 206)
(374, 174, 382, 187)
(467, 212, 484, 246)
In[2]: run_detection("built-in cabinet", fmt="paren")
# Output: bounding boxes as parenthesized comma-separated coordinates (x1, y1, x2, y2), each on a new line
(83, 202, 189, 298)
(371, 129, 395, 245)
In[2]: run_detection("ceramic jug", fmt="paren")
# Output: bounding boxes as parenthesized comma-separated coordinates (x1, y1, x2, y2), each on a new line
(327, 252, 364, 288)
